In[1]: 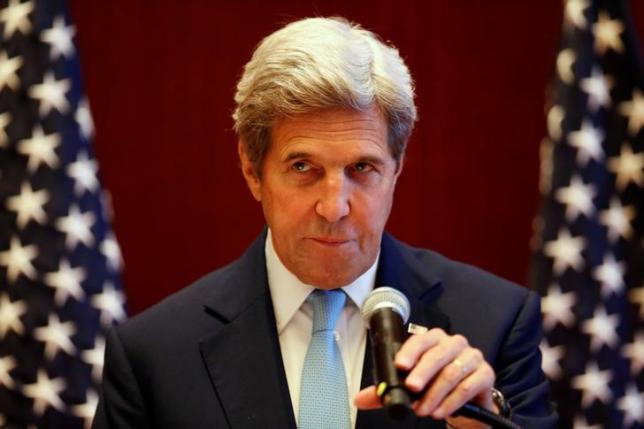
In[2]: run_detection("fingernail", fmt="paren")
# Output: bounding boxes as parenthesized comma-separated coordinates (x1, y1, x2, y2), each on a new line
(432, 407, 445, 419)
(395, 355, 412, 368)
(418, 403, 433, 416)
(405, 376, 422, 392)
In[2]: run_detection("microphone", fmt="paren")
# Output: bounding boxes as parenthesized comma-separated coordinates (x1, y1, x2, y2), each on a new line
(361, 287, 522, 429)
(361, 286, 411, 420)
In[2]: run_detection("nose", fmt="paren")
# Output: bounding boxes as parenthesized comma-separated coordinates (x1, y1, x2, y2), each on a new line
(315, 172, 350, 223)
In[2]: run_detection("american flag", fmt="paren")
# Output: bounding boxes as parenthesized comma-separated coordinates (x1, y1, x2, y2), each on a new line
(0, 0, 126, 427)
(531, 0, 644, 427)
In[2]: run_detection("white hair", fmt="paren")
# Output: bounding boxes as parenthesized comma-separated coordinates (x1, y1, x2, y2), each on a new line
(233, 16, 417, 172)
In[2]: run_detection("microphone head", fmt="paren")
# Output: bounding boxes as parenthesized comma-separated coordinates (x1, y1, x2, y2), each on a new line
(361, 286, 411, 324)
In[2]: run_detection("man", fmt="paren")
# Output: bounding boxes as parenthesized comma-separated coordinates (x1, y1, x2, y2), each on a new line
(93, 17, 556, 429)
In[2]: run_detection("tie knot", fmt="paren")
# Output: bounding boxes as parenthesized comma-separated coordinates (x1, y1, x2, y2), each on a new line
(307, 289, 346, 333)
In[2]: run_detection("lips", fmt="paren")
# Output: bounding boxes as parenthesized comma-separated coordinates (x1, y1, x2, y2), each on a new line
(308, 236, 351, 246)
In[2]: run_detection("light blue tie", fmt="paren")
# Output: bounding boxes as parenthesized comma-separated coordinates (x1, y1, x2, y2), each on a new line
(298, 289, 351, 429)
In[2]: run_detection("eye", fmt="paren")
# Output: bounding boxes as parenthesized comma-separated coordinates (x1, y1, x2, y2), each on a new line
(292, 161, 312, 172)
(352, 162, 374, 173)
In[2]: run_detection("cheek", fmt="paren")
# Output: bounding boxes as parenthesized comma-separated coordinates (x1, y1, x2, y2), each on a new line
(261, 185, 313, 229)
(354, 186, 395, 230)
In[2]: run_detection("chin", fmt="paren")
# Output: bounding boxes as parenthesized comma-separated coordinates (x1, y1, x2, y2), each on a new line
(298, 264, 367, 289)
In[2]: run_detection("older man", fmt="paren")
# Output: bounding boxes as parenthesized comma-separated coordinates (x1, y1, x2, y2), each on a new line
(93, 17, 556, 429)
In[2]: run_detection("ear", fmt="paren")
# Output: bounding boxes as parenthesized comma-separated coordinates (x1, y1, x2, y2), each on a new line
(393, 153, 405, 184)
(238, 141, 262, 202)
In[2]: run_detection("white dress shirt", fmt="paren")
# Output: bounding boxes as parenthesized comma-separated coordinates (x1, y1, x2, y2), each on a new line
(265, 230, 377, 428)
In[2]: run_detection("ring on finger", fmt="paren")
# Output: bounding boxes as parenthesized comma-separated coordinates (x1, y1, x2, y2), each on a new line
(451, 358, 470, 375)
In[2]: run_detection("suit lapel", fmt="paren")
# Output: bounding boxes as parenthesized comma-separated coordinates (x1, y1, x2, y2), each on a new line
(376, 233, 449, 332)
(198, 232, 296, 429)
(196, 231, 451, 429)
(355, 233, 450, 429)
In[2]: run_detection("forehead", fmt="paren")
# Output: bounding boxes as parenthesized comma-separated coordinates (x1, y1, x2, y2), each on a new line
(270, 106, 391, 160)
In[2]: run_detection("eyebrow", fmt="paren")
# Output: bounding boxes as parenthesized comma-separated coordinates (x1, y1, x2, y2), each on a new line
(282, 152, 387, 166)
(283, 152, 311, 162)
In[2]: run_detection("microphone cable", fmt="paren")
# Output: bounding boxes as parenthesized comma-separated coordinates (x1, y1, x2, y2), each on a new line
(455, 403, 522, 429)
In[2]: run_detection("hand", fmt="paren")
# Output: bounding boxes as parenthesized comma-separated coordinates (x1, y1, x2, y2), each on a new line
(355, 328, 497, 428)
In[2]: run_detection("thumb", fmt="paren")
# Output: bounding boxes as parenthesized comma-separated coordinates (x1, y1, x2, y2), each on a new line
(354, 386, 382, 410)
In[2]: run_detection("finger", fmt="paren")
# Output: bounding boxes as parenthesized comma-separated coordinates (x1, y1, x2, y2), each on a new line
(405, 334, 469, 393)
(433, 363, 495, 420)
(412, 347, 483, 417)
(394, 328, 446, 369)
(354, 386, 382, 410)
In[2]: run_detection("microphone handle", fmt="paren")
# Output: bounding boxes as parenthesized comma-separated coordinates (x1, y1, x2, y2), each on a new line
(368, 308, 411, 419)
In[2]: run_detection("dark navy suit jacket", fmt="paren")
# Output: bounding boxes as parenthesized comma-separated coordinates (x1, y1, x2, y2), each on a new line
(93, 232, 557, 428)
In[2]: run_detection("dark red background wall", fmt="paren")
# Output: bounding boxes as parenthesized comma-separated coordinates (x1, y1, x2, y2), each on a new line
(66, 1, 644, 315)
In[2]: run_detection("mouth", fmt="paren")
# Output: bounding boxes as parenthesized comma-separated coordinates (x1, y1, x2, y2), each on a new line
(308, 237, 352, 247)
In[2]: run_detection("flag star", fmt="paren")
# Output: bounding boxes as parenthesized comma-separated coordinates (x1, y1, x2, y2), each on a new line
(600, 198, 636, 242)
(55, 204, 96, 250)
(555, 174, 596, 221)
(619, 89, 644, 135)
(17, 125, 61, 172)
(622, 332, 644, 375)
(581, 306, 620, 351)
(5, 181, 49, 228)
(75, 97, 94, 140)
(580, 67, 612, 111)
(564, 0, 589, 29)
(67, 151, 99, 196)
(22, 369, 66, 415)
(100, 232, 123, 271)
(607, 144, 644, 190)
(592, 11, 625, 55)
(44, 258, 87, 306)
(91, 282, 126, 326)
(568, 120, 605, 166)
(72, 390, 99, 429)
(82, 336, 105, 381)
(571, 362, 613, 407)
(0, 293, 27, 338)
(33, 313, 77, 360)
(617, 385, 644, 427)
(40, 15, 75, 60)
(0, 112, 11, 148)
(0, 0, 33, 38)
(556, 49, 576, 85)
(573, 415, 601, 429)
(541, 283, 576, 330)
(547, 105, 565, 141)
(630, 286, 644, 319)
(27, 71, 71, 117)
(540, 340, 565, 380)
(0, 50, 23, 91)
(0, 355, 17, 389)
(543, 228, 586, 275)
(592, 254, 625, 297)
(0, 236, 38, 283)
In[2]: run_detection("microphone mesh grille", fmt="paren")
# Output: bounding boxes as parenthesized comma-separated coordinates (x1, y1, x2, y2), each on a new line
(361, 286, 411, 324)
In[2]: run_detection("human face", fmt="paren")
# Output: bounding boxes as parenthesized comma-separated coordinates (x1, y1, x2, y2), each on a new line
(239, 106, 402, 289)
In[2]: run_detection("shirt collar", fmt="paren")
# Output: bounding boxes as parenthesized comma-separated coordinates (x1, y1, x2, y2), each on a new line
(265, 229, 378, 334)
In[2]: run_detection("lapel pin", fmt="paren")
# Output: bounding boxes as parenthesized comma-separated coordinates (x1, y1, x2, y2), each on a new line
(407, 323, 428, 335)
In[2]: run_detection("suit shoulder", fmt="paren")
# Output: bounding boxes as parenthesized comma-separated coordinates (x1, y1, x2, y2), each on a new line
(114, 233, 268, 352)
(115, 260, 238, 341)
(392, 236, 530, 301)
